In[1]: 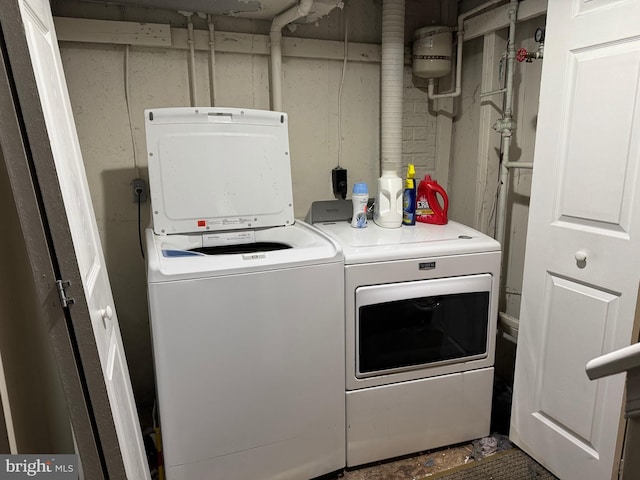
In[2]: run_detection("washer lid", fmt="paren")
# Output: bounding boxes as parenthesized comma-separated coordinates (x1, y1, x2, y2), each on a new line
(145, 107, 294, 235)
(314, 220, 500, 264)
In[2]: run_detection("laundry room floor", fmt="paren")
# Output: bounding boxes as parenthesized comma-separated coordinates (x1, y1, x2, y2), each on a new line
(333, 429, 553, 480)
(339, 442, 475, 480)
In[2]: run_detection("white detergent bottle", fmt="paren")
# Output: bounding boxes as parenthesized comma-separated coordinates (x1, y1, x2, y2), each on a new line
(373, 170, 403, 228)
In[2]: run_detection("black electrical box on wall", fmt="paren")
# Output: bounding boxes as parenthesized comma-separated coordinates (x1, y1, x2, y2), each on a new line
(332, 167, 347, 199)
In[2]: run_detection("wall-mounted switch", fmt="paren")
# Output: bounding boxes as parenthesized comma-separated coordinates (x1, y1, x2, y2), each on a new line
(132, 178, 147, 203)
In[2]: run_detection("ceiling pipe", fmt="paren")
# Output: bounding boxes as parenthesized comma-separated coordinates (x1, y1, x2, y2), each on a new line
(270, 0, 313, 111)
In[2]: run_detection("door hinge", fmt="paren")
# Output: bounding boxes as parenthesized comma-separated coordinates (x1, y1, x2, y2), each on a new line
(618, 458, 624, 480)
(56, 279, 75, 308)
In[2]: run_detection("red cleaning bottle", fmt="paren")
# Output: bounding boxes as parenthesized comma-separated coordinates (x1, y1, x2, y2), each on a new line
(416, 175, 449, 225)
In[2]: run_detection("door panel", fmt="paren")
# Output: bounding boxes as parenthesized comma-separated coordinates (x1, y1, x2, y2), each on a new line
(16, 0, 150, 477)
(559, 45, 640, 227)
(511, 1, 640, 479)
(538, 275, 619, 442)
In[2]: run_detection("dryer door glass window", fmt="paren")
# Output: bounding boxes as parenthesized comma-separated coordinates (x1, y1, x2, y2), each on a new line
(356, 275, 491, 377)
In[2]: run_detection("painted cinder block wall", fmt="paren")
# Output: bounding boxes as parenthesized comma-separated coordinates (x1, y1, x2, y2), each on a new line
(52, 0, 543, 420)
(53, 0, 446, 412)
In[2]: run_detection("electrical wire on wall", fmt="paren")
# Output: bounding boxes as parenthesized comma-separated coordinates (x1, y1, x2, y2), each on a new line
(125, 44, 146, 259)
(124, 45, 140, 177)
(137, 190, 145, 259)
(337, 8, 349, 168)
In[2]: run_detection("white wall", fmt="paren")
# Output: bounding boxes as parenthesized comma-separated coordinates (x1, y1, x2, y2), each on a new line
(449, 15, 544, 320)
(53, 0, 547, 427)
(54, 0, 446, 412)
(449, 35, 485, 227)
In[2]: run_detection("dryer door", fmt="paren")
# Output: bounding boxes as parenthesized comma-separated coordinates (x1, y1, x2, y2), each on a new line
(356, 274, 492, 378)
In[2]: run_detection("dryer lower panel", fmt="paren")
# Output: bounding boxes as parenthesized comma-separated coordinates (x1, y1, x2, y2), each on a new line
(346, 368, 494, 467)
(148, 261, 345, 480)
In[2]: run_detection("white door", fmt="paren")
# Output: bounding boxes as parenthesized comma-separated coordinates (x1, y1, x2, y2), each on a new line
(17, 0, 150, 477)
(511, 1, 640, 479)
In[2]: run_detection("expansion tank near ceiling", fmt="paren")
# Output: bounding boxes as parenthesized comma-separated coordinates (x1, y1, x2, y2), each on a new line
(416, 0, 505, 100)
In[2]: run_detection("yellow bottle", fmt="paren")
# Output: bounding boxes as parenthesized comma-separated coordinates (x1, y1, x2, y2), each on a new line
(402, 164, 416, 225)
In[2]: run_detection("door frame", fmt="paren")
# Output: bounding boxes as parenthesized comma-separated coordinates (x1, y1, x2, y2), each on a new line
(0, 1, 128, 478)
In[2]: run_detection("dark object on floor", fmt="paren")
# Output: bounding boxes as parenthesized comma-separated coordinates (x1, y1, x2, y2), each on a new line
(470, 433, 512, 460)
(491, 376, 513, 434)
(428, 448, 558, 480)
(143, 432, 159, 480)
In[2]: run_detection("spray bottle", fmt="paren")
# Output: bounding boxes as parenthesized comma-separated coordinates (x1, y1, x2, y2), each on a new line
(402, 164, 416, 225)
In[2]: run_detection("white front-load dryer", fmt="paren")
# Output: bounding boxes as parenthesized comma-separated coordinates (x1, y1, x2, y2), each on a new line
(314, 219, 501, 467)
(146, 222, 345, 480)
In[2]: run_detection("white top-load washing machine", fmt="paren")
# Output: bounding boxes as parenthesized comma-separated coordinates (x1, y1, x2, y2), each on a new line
(144, 108, 345, 480)
(313, 218, 501, 467)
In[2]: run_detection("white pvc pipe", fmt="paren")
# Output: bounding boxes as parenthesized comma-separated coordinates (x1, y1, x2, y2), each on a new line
(380, 0, 405, 175)
(495, 1, 520, 340)
(179, 11, 198, 107)
(270, 35, 283, 111)
(503, 162, 533, 169)
(495, 0, 519, 249)
(499, 311, 519, 341)
(427, 0, 504, 100)
(270, 0, 313, 111)
(207, 14, 217, 107)
(427, 31, 463, 100)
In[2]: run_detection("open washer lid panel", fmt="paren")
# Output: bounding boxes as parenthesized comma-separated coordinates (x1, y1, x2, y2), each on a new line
(146, 107, 294, 235)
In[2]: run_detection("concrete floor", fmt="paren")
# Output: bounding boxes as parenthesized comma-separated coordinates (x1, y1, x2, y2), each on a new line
(340, 443, 475, 480)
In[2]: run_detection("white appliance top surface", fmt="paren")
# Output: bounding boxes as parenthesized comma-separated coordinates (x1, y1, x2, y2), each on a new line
(313, 220, 500, 264)
(145, 107, 294, 235)
(146, 220, 342, 282)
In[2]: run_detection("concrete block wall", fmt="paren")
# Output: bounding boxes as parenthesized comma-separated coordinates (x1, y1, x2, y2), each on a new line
(403, 67, 437, 179)
(54, 0, 447, 414)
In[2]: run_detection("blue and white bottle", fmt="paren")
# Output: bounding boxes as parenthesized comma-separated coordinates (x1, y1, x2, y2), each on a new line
(351, 182, 369, 228)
